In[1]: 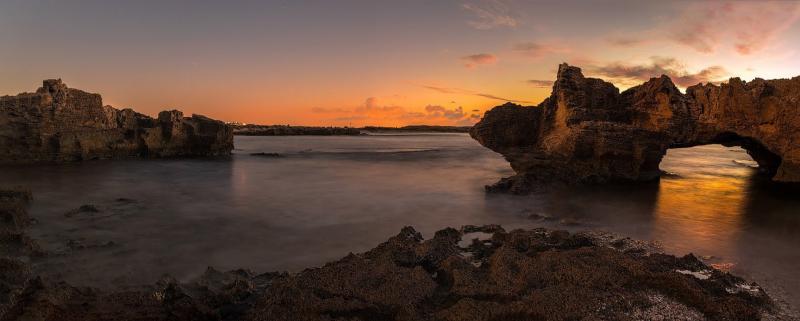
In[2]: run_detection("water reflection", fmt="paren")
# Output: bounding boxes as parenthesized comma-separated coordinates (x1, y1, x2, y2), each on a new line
(651, 145, 753, 256)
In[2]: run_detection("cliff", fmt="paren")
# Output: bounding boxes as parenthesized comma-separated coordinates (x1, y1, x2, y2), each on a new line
(471, 64, 800, 193)
(0, 79, 233, 162)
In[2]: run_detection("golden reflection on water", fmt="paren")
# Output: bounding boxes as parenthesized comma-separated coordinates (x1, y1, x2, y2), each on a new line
(652, 145, 755, 258)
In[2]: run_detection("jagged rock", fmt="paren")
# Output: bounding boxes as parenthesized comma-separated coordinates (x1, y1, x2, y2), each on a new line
(244, 226, 778, 321)
(471, 64, 800, 193)
(0, 79, 233, 163)
(0, 223, 788, 320)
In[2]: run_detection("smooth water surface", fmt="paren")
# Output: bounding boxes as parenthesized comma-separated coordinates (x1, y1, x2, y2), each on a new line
(2, 134, 799, 307)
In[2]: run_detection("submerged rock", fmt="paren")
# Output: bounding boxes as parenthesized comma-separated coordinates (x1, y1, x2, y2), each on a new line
(471, 64, 800, 193)
(0, 79, 233, 163)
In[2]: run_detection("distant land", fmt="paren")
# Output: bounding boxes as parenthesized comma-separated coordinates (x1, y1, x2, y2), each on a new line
(230, 123, 472, 136)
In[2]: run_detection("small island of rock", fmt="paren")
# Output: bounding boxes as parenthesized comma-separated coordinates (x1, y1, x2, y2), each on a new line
(0, 79, 233, 163)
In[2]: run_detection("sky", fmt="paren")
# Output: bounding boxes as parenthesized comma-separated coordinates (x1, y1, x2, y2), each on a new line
(1, 0, 799, 126)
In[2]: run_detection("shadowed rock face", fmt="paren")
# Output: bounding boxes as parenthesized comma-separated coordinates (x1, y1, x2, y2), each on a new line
(0, 79, 233, 162)
(471, 64, 800, 193)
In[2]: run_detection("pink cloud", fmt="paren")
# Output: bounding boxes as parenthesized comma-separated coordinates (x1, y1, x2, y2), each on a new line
(589, 56, 728, 88)
(670, 2, 800, 55)
(461, 1, 519, 30)
(512, 42, 569, 58)
(461, 53, 498, 68)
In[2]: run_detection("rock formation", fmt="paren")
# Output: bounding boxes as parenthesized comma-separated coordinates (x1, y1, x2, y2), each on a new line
(471, 64, 800, 193)
(0, 79, 233, 163)
(0, 187, 790, 320)
(1, 205, 786, 320)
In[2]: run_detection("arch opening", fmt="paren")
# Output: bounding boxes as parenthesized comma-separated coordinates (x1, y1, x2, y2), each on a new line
(665, 132, 782, 178)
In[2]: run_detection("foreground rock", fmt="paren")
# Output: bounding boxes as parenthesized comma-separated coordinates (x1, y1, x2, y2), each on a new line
(470, 64, 800, 193)
(2, 192, 790, 321)
(0, 80, 233, 163)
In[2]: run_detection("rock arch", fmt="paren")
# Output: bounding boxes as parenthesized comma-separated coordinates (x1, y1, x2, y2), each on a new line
(470, 64, 800, 193)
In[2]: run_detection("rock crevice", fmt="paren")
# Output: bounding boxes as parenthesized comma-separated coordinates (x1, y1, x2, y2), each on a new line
(0, 79, 233, 162)
(471, 64, 800, 193)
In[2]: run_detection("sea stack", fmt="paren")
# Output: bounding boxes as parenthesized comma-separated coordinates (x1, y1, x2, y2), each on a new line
(470, 64, 800, 193)
(0, 79, 233, 162)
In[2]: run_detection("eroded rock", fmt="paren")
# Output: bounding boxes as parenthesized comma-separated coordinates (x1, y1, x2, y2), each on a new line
(0, 223, 790, 321)
(471, 64, 800, 193)
(0, 79, 233, 163)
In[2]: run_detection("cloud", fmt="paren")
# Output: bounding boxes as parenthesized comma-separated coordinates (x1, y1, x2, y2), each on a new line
(606, 37, 646, 47)
(589, 56, 728, 88)
(312, 97, 480, 126)
(600, 2, 800, 55)
(525, 79, 552, 88)
(461, 1, 519, 30)
(425, 105, 466, 120)
(670, 2, 800, 54)
(420, 85, 533, 104)
(421, 85, 469, 95)
(512, 42, 569, 58)
(474, 93, 532, 104)
(461, 53, 497, 68)
(354, 97, 403, 113)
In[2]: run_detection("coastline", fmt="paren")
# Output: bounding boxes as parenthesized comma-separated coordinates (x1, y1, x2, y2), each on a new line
(2, 188, 796, 321)
(231, 124, 472, 136)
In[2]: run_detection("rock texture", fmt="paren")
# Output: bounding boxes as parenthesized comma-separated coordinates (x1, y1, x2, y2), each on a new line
(1, 217, 787, 320)
(0, 79, 233, 162)
(471, 64, 800, 193)
(1, 189, 792, 320)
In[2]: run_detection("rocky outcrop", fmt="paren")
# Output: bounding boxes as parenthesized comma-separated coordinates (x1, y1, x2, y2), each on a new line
(0, 79, 233, 162)
(471, 64, 800, 193)
(1, 220, 786, 320)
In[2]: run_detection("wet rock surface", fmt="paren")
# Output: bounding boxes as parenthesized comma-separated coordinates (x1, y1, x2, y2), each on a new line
(1, 189, 792, 321)
(470, 64, 800, 193)
(0, 79, 233, 163)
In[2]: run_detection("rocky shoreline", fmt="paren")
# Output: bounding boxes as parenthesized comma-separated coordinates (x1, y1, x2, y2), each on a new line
(0, 80, 233, 163)
(1, 188, 795, 321)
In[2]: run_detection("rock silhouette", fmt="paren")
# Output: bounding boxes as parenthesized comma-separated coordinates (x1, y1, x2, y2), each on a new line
(471, 64, 800, 193)
(0, 79, 233, 162)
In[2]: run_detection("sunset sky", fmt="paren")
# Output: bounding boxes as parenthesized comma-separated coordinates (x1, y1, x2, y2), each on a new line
(2, 0, 800, 126)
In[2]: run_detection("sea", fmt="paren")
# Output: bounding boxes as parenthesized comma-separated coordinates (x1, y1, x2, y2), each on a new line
(2, 133, 799, 307)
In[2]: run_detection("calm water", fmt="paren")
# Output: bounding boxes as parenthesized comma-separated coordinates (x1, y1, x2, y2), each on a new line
(2, 134, 800, 307)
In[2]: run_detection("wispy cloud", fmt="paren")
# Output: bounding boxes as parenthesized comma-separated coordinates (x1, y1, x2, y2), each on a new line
(421, 85, 471, 95)
(601, 2, 800, 55)
(606, 37, 647, 47)
(421, 85, 533, 104)
(461, 1, 519, 30)
(525, 79, 552, 88)
(512, 42, 569, 58)
(589, 56, 728, 88)
(461, 53, 498, 68)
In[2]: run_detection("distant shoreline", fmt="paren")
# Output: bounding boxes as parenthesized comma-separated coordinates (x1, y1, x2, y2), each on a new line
(231, 124, 472, 136)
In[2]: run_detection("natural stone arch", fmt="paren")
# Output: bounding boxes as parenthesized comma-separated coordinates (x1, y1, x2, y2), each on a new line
(471, 64, 800, 194)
